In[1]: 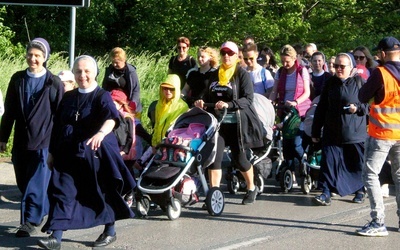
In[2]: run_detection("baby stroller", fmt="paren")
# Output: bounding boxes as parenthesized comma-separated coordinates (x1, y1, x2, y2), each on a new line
(136, 107, 224, 220)
(300, 143, 321, 194)
(300, 96, 321, 194)
(274, 105, 302, 192)
(225, 93, 274, 195)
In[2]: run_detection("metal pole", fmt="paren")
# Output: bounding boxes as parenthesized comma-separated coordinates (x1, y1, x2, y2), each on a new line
(69, 7, 76, 69)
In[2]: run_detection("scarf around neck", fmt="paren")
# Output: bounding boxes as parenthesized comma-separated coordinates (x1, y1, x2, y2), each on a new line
(218, 62, 238, 86)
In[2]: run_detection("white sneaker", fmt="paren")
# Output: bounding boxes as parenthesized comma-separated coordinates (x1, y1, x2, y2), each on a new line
(381, 184, 389, 198)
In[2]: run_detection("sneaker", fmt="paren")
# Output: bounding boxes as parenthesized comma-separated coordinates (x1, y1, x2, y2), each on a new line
(16, 222, 37, 237)
(356, 220, 388, 237)
(242, 187, 258, 205)
(313, 193, 331, 206)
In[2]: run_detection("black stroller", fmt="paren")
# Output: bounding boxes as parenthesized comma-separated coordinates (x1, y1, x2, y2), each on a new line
(136, 107, 224, 220)
(225, 93, 275, 195)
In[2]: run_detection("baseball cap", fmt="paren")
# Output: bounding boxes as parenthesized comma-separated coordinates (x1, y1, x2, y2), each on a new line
(58, 70, 75, 82)
(220, 41, 239, 54)
(373, 36, 400, 51)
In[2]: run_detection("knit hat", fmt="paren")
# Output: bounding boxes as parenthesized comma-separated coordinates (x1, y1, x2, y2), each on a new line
(280, 45, 297, 58)
(58, 70, 75, 82)
(110, 89, 128, 103)
(27, 38, 50, 62)
(373, 36, 400, 51)
(220, 41, 239, 54)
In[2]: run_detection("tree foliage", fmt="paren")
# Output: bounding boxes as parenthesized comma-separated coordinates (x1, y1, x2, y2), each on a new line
(1, 0, 399, 57)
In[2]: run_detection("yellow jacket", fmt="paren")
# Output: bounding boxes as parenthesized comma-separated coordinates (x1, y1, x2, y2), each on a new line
(152, 74, 188, 146)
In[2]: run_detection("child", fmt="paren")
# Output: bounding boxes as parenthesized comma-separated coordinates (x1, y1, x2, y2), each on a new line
(110, 89, 136, 207)
(58, 70, 76, 92)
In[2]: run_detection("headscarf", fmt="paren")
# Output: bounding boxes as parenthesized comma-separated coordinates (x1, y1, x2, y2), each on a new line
(152, 74, 188, 146)
(337, 53, 358, 77)
(26, 37, 51, 67)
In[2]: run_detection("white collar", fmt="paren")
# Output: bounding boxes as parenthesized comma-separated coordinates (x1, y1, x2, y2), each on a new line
(26, 68, 47, 78)
(78, 82, 98, 93)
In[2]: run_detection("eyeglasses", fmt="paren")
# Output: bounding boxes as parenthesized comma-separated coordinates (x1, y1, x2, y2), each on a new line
(333, 64, 349, 69)
(162, 87, 175, 92)
(354, 55, 366, 61)
(220, 50, 236, 56)
(243, 57, 254, 61)
(177, 46, 188, 50)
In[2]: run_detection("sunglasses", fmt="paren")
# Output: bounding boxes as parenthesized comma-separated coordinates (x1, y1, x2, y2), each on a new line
(333, 64, 349, 69)
(243, 57, 254, 61)
(220, 50, 236, 56)
(162, 87, 175, 92)
(354, 55, 366, 61)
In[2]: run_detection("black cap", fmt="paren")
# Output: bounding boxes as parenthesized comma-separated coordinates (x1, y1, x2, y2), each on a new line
(373, 36, 400, 51)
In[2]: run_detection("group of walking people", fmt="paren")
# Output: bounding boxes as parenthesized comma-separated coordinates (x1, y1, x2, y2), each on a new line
(0, 34, 399, 250)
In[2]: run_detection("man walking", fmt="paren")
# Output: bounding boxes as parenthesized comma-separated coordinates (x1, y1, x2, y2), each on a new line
(356, 36, 400, 236)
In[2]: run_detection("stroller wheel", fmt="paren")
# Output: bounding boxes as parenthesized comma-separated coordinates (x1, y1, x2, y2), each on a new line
(301, 174, 312, 194)
(280, 168, 293, 193)
(255, 173, 264, 196)
(167, 198, 181, 220)
(136, 196, 151, 217)
(206, 187, 225, 216)
(227, 175, 240, 194)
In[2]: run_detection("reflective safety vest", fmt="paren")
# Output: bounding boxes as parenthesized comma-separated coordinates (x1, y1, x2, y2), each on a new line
(369, 66, 400, 140)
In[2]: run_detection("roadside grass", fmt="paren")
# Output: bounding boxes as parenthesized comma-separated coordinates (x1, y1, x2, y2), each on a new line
(0, 51, 173, 157)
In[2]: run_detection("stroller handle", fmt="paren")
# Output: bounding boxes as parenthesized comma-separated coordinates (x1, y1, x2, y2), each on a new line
(203, 103, 228, 123)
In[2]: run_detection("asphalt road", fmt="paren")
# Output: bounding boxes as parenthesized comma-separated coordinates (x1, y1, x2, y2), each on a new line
(1, 158, 400, 250)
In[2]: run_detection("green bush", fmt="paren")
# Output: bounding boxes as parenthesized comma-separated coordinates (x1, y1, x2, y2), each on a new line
(0, 50, 175, 157)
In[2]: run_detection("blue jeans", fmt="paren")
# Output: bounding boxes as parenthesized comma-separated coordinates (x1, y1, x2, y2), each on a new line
(363, 136, 400, 224)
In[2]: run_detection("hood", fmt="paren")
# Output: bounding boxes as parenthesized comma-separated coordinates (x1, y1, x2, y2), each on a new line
(159, 74, 181, 103)
(384, 61, 400, 82)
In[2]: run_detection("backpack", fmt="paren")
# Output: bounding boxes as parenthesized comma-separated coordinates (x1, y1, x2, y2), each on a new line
(261, 67, 267, 89)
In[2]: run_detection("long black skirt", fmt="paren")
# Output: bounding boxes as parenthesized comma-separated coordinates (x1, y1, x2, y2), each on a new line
(318, 143, 364, 196)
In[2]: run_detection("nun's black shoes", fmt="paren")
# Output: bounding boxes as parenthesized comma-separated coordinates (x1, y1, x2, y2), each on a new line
(37, 236, 61, 250)
(93, 233, 117, 247)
